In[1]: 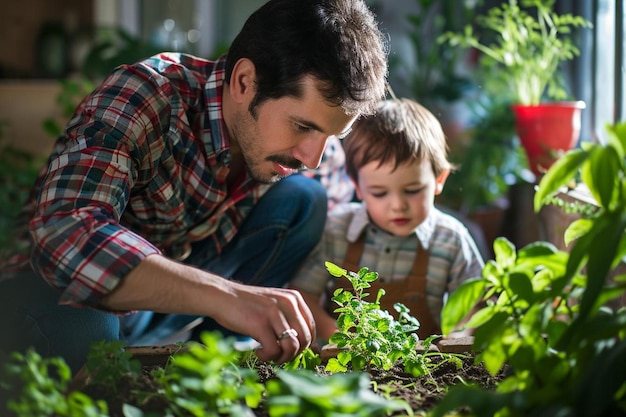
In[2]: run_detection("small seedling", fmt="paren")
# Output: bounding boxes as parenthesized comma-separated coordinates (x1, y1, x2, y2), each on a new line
(281, 347, 322, 371)
(324, 261, 458, 378)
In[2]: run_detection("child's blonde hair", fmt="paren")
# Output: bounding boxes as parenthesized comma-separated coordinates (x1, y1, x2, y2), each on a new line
(343, 98, 450, 182)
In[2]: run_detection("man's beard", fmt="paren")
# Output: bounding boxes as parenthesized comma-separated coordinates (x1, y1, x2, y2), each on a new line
(232, 110, 305, 184)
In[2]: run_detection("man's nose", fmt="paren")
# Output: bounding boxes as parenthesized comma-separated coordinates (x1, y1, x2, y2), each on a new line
(292, 135, 329, 169)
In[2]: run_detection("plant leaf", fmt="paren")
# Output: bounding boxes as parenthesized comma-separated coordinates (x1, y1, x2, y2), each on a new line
(325, 261, 347, 278)
(578, 212, 626, 319)
(564, 218, 593, 247)
(441, 278, 486, 334)
(581, 145, 619, 209)
(493, 237, 516, 268)
(534, 148, 589, 212)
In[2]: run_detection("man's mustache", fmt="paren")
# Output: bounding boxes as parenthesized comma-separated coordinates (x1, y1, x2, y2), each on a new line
(266, 155, 305, 171)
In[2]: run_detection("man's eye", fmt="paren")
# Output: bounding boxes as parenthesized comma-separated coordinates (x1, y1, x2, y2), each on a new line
(295, 124, 311, 132)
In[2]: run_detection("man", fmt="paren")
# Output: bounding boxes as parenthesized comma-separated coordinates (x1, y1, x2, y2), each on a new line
(0, 0, 388, 372)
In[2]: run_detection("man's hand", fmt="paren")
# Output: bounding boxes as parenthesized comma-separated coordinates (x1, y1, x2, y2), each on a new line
(211, 282, 316, 363)
(101, 254, 315, 364)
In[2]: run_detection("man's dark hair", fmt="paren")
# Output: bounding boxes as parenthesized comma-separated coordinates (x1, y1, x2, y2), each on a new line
(225, 0, 388, 117)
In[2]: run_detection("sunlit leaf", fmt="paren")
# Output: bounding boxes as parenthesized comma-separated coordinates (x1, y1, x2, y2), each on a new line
(493, 237, 516, 268)
(325, 261, 347, 278)
(534, 149, 589, 212)
(442, 278, 487, 334)
(581, 146, 619, 209)
(564, 218, 593, 247)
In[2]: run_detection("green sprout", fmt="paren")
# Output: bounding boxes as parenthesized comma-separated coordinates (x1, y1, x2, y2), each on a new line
(324, 261, 460, 378)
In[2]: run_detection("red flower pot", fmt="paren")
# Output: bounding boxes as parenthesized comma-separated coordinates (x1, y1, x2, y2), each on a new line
(512, 101, 586, 177)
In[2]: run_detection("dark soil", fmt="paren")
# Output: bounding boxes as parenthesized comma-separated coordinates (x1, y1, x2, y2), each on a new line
(79, 352, 506, 417)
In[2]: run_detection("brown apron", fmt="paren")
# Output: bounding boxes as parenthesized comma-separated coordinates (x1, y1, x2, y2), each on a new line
(329, 233, 441, 338)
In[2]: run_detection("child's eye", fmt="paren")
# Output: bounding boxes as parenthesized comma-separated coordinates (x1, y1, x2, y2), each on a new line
(371, 192, 387, 198)
(405, 188, 423, 195)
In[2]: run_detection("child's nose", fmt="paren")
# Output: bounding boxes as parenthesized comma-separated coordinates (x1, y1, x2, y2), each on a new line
(391, 194, 409, 210)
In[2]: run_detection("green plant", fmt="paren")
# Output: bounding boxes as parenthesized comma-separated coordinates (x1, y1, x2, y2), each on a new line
(0, 129, 44, 261)
(433, 122, 626, 416)
(401, 0, 480, 105)
(441, 94, 529, 212)
(156, 332, 264, 417)
(85, 339, 142, 393)
(266, 369, 412, 417)
(440, 0, 591, 105)
(281, 347, 321, 371)
(324, 261, 462, 379)
(3, 331, 422, 416)
(2, 349, 109, 417)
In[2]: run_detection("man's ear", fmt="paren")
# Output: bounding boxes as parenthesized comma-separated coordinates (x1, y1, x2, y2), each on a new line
(228, 58, 256, 103)
(434, 168, 450, 195)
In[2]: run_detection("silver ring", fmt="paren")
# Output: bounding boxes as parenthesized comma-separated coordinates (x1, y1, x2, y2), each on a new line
(277, 328, 298, 341)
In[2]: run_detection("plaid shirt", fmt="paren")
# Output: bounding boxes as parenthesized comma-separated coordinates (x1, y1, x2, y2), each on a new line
(3, 53, 269, 308)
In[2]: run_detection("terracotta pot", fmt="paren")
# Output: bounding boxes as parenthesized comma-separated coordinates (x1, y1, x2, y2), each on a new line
(512, 101, 585, 177)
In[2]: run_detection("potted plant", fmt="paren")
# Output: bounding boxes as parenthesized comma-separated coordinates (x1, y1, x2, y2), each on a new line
(437, 60, 533, 258)
(440, 0, 591, 177)
(403, 0, 477, 104)
(431, 121, 626, 416)
(394, 0, 481, 148)
(439, 97, 527, 257)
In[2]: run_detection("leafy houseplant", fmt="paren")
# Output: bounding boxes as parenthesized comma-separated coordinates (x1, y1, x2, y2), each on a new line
(403, 0, 478, 105)
(0, 124, 44, 263)
(396, 0, 483, 148)
(440, 0, 592, 176)
(432, 122, 626, 416)
(441, 94, 528, 214)
(437, 63, 531, 258)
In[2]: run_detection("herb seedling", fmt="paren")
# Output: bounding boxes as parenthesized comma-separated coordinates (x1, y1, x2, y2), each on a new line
(281, 347, 322, 371)
(324, 261, 455, 378)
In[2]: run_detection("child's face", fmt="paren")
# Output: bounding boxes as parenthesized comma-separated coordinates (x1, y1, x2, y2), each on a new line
(354, 158, 449, 237)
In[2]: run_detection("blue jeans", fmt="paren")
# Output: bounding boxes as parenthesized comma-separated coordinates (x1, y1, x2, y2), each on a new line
(0, 174, 326, 373)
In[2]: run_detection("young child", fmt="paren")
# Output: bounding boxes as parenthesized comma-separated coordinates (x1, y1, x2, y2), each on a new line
(290, 98, 484, 340)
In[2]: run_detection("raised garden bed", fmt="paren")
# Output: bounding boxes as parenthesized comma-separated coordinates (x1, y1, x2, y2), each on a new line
(70, 337, 502, 417)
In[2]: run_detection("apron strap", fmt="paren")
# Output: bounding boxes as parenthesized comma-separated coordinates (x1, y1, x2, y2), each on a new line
(343, 233, 365, 273)
(339, 232, 441, 337)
